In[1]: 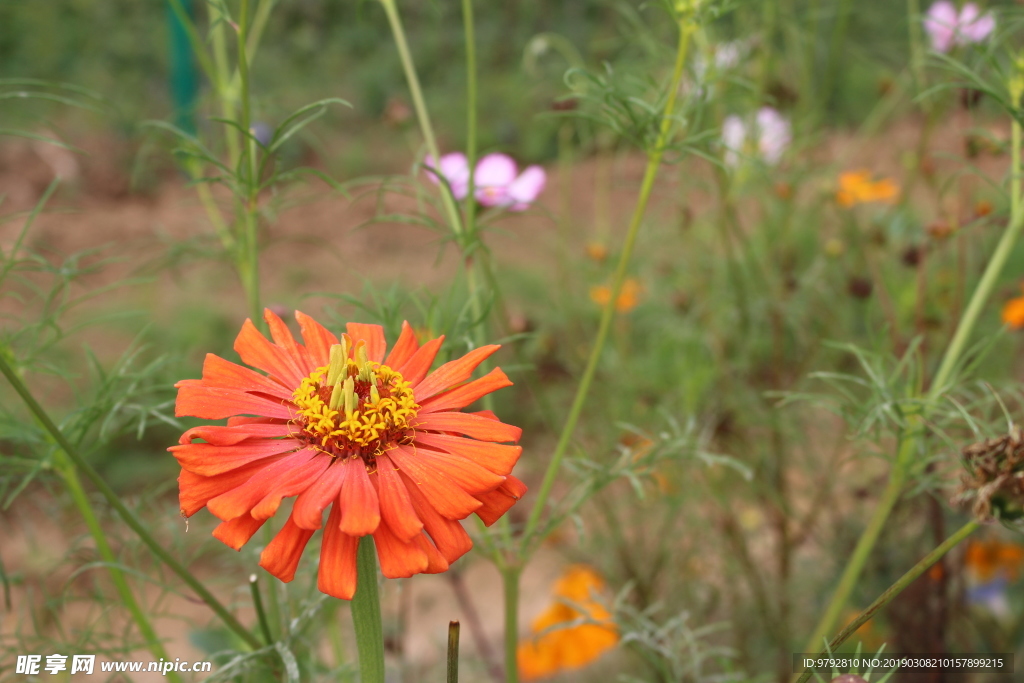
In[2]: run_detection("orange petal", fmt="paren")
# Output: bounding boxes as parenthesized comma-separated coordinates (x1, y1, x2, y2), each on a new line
(265, 309, 315, 376)
(412, 411, 521, 443)
(372, 520, 429, 578)
(418, 368, 513, 414)
(389, 445, 482, 519)
(292, 460, 348, 529)
(227, 416, 287, 427)
(338, 458, 381, 536)
(373, 454, 423, 542)
(174, 381, 294, 421)
(413, 432, 522, 476)
(318, 504, 360, 599)
(397, 336, 444, 386)
(414, 532, 449, 574)
(206, 449, 321, 521)
(250, 454, 333, 519)
(259, 515, 316, 582)
(412, 449, 506, 494)
(200, 353, 293, 399)
(405, 477, 473, 564)
(474, 475, 527, 526)
(234, 318, 306, 387)
(178, 459, 274, 517)
(346, 323, 387, 363)
(384, 321, 419, 368)
(178, 422, 293, 446)
(296, 310, 339, 367)
(412, 345, 501, 401)
(170, 438, 300, 477)
(212, 514, 266, 550)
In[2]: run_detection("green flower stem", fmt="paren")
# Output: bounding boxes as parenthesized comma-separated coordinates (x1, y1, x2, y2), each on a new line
(801, 80, 1024, 657)
(823, 0, 854, 108)
(930, 114, 1024, 397)
(502, 565, 522, 683)
(57, 462, 181, 683)
(378, 0, 464, 242)
(461, 0, 478, 242)
(236, 0, 263, 328)
(248, 573, 274, 646)
(907, 0, 926, 95)
(520, 15, 695, 551)
(351, 536, 385, 683)
(0, 353, 263, 651)
(795, 520, 979, 683)
(448, 620, 461, 683)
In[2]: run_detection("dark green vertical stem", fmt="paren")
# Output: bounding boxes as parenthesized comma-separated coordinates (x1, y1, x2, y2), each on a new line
(351, 537, 385, 683)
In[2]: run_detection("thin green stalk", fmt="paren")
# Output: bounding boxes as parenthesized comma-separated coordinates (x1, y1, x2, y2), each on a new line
(58, 464, 181, 683)
(209, 3, 241, 167)
(907, 0, 926, 95)
(237, 0, 262, 327)
(462, 0, 478, 242)
(502, 566, 521, 683)
(0, 353, 263, 651)
(448, 620, 461, 683)
(823, 0, 854, 108)
(930, 114, 1024, 396)
(378, 0, 464, 241)
(249, 573, 274, 645)
(351, 537, 385, 683)
(521, 17, 695, 548)
(795, 521, 979, 683)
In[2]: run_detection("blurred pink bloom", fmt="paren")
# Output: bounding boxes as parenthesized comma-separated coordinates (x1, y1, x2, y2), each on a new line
(924, 2, 995, 53)
(474, 153, 546, 211)
(425, 152, 546, 211)
(721, 107, 791, 167)
(424, 152, 471, 200)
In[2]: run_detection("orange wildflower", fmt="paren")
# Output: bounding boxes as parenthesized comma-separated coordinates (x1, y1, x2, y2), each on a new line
(586, 242, 609, 263)
(170, 309, 526, 600)
(1001, 286, 1024, 329)
(836, 170, 900, 208)
(518, 566, 619, 680)
(965, 539, 1024, 582)
(590, 278, 642, 313)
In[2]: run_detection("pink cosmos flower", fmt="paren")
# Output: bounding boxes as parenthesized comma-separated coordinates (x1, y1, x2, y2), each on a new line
(424, 153, 472, 200)
(721, 107, 791, 168)
(425, 152, 546, 212)
(924, 2, 995, 53)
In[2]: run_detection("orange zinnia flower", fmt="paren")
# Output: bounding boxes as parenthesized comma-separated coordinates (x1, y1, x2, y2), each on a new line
(1002, 286, 1024, 329)
(836, 170, 900, 208)
(518, 565, 619, 680)
(170, 309, 525, 600)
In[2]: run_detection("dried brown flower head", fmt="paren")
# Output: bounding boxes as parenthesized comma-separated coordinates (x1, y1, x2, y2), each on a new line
(953, 428, 1024, 521)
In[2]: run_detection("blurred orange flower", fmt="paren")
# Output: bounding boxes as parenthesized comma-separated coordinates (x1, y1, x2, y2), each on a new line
(586, 242, 609, 263)
(518, 565, 619, 680)
(1002, 287, 1024, 329)
(965, 539, 1024, 582)
(836, 170, 900, 208)
(590, 278, 642, 313)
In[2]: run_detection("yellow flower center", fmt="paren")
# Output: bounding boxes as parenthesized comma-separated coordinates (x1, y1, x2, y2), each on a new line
(291, 341, 418, 462)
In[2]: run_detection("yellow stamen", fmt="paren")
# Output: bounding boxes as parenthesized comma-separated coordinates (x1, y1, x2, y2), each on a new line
(291, 358, 419, 454)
